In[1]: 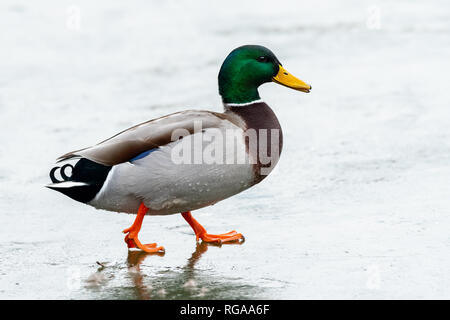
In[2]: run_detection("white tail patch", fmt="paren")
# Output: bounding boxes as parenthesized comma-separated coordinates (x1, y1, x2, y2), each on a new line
(47, 181, 89, 188)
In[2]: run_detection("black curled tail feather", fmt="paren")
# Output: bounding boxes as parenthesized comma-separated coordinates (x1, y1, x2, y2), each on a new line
(49, 164, 74, 183)
(49, 166, 61, 183)
(48, 158, 112, 203)
(60, 164, 73, 180)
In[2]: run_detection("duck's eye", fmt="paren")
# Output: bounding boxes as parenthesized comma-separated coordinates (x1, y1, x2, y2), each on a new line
(257, 56, 268, 62)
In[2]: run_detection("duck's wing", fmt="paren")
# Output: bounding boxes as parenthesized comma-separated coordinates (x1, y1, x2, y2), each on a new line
(57, 110, 241, 166)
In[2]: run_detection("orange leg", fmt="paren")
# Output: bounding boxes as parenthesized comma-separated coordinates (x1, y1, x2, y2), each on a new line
(122, 203, 165, 253)
(181, 211, 244, 244)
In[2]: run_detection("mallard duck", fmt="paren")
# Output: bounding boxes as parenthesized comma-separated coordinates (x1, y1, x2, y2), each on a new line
(47, 45, 311, 253)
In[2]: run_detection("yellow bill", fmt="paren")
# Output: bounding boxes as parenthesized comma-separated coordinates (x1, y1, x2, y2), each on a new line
(272, 65, 311, 93)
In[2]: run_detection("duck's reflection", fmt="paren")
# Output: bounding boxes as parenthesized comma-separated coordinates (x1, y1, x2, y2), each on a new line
(186, 242, 210, 270)
(126, 250, 164, 300)
(85, 240, 253, 299)
(126, 242, 213, 299)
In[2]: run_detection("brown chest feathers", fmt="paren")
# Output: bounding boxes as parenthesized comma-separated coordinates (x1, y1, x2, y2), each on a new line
(226, 102, 283, 183)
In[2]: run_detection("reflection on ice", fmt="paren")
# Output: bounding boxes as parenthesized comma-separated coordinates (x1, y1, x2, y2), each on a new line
(83, 242, 253, 300)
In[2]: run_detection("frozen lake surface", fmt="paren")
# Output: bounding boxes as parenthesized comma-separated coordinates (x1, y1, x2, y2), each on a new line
(1, 0, 449, 299)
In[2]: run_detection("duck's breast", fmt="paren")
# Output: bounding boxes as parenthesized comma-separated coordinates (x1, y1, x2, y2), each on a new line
(226, 102, 283, 182)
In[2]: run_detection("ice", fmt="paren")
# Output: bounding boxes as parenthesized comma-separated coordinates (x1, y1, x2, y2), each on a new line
(0, 0, 449, 299)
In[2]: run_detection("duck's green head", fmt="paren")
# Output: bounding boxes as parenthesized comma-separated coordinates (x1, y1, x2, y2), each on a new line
(218, 45, 311, 104)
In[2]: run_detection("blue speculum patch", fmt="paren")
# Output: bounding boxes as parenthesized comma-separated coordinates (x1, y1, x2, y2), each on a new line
(129, 148, 158, 163)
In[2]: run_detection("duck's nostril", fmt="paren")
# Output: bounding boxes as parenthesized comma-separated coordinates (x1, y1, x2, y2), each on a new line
(284, 72, 288, 75)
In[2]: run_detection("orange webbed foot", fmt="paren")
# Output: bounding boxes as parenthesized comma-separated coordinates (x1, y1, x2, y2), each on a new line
(197, 230, 245, 244)
(122, 203, 165, 253)
(123, 230, 165, 253)
(181, 212, 245, 245)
